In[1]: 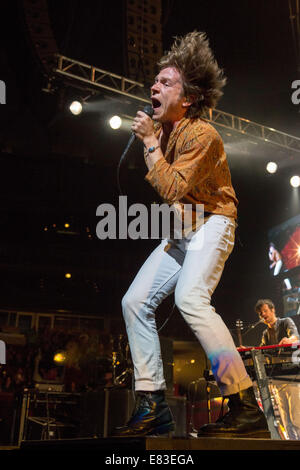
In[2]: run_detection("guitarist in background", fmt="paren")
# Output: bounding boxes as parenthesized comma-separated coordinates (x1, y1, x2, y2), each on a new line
(255, 299, 299, 346)
(255, 299, 300, 439)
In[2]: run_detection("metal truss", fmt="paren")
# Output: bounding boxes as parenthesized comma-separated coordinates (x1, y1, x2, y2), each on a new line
(54, 54, 149, 104)
(53, 54, 300, 154)
(205, 108, 300, 154)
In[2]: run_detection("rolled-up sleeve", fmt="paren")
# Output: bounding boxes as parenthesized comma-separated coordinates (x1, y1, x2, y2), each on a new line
(286, 318, 299, 339)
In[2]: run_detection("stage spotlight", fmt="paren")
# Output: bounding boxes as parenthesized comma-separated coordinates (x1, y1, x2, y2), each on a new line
(65, 273, 72, 279)
(109, 115, 122, 129)
(266, 162, 277, 174)
(290, 176, 300, 188)
(69, 100, 83, 115)
(53, 351, 67, 364)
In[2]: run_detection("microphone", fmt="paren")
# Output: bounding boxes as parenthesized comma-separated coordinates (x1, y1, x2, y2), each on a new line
(139, 104, 154, 118)
(117, 104, 154, 195)
(122, 104, 154, 156)
(242, 319, 264, 337)
(250, 319, 264, 328)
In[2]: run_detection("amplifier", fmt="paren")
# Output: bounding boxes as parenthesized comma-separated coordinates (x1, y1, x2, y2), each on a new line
(80, 389, 186, 438)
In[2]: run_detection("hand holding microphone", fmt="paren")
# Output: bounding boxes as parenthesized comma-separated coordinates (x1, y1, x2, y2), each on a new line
(131, 104, 154, 142)
(131, 105, 161, 170)
(119, 104, 154, 165)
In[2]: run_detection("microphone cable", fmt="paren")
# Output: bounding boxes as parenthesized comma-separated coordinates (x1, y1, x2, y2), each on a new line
(116, 104, 154, 196)
(115, 104, 176, 333)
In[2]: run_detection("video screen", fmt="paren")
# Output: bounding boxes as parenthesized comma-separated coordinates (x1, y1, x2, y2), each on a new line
(268, 214, 300, 277)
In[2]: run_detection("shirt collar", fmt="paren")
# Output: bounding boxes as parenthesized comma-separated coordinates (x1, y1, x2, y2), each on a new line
(268, 318, 279, 329)
(154, 116, 190, 137)
(153, 117, 191, 157)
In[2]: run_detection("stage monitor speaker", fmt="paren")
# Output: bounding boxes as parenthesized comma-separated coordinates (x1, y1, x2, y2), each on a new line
(80, 389, 135, 438)
(80, 390, 106, 438)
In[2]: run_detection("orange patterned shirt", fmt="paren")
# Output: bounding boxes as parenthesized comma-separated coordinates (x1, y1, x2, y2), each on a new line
(145, 117, 238, 220)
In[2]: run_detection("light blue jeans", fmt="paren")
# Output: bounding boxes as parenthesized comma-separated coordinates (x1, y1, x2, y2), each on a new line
(272, 381, 300, 440)
(122, 214, 252, 396)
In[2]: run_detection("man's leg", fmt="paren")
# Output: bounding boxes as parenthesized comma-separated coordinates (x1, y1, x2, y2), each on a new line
(275, 382, 300, 440)
(122, 239, 182, 391)
(175, 215, 251, 395)
(114, 240, 182, 437)
(174, 215, 269, 437)
(288, 384, 300, 440)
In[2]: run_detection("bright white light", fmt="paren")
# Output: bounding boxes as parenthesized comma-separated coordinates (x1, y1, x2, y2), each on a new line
(266, 162, 277, 174)
(109, 115, 122, 129)
(69, 101, 82, 115)
(290, 175, 300, 188)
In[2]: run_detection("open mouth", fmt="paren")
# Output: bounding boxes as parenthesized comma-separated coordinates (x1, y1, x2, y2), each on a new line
(151, 97, 161, 109)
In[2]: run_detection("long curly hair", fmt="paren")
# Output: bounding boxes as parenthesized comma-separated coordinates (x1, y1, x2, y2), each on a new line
(157, 31, 226, 118)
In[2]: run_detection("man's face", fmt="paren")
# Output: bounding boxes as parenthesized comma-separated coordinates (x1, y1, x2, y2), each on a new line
(258, 304, 276, 325)
(150, 67, 189, 123)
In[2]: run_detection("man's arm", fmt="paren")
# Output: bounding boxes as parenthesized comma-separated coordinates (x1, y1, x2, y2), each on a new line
(132, 110, 222, 205)
(279, 335, 299, 345)
(279, 318, 300, 345)
(131, 110, 162, 170)
(145, 132, 220, 204)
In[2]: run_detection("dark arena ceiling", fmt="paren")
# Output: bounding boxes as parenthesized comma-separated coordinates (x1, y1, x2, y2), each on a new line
(0, 0, 300, 341)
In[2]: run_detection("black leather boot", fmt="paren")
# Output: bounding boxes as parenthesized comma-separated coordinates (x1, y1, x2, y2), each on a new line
(112, 391, 175, 437)
(197, 386, 271, 438)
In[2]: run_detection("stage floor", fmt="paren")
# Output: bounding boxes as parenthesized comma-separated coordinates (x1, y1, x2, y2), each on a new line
(9, 435, 300, 452)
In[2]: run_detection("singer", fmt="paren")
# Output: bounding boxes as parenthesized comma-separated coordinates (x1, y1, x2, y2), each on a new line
(114, 32, 269, 438)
